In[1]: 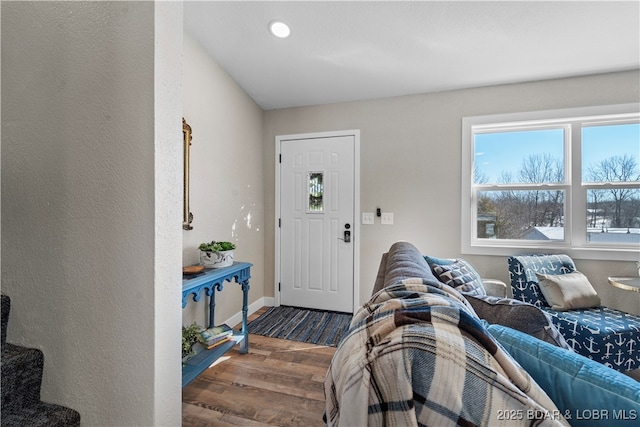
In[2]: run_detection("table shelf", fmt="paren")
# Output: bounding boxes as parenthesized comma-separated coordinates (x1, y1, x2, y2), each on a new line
(182, 332, 245, 386)
(182, 262, 252, 388)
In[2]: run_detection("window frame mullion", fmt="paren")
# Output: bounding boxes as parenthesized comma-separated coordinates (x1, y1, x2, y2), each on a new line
(570, 121, 585, 248)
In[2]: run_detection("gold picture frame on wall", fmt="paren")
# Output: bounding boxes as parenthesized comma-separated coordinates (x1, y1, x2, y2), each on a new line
(183, 117, 194, 230)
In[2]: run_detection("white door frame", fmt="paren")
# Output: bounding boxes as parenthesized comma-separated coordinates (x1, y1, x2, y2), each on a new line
(275, 129, 360, 313)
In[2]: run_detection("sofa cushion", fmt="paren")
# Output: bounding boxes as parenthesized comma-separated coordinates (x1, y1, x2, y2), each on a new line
(535, 271, 601, 310)
(425, 256, 486, 297)
(541, 306, 640, 372)
(466, 295, 570, 349)
(371, 242, 439, 296)
(488, 324, 640, 427)
(372, 252, 388, 296)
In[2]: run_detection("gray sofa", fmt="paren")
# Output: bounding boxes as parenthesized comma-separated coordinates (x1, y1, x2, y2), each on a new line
(359, 241, 639, 426)
(373, 241, 569, 348)
(326, 241, 568, 426)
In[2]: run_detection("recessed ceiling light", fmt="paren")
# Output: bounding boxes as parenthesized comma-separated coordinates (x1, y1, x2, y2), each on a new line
(269, 20, 290, 38)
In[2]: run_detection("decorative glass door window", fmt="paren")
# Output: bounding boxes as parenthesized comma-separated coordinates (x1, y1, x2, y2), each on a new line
(307, 171, 324, 213)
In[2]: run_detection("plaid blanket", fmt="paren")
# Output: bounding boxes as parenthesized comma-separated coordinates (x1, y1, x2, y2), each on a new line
(324, 279, 569, 426)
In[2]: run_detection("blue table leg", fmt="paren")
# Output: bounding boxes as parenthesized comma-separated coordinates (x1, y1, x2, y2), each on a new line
(208, 287, 216, 328)
(240, 280, 250, 354)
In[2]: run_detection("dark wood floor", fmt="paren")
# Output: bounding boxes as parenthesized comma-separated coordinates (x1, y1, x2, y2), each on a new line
(182, 308, 336, 426)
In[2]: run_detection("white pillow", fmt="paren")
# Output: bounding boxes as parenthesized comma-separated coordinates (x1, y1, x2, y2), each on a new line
(535, 271, 601, 311)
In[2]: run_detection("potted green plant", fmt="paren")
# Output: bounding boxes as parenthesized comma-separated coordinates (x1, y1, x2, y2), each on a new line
(182, 322, 204, 360)
(198, 240, 236, 268)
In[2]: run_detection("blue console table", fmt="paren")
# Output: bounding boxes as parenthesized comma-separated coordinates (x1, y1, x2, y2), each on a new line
(181, 262, 252, 387)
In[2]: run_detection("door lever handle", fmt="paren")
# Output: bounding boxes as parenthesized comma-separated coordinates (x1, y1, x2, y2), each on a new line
(343, 230, 351, 243)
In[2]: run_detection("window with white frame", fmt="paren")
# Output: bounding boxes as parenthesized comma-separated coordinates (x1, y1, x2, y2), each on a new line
(461, 104, 640, 261)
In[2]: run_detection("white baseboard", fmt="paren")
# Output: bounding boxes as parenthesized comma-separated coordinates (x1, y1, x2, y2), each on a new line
(223, 296, 275, 327)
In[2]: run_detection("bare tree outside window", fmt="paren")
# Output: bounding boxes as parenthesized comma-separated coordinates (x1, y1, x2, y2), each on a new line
(477, 153, 565, 240)
(587, 155, 640, 229)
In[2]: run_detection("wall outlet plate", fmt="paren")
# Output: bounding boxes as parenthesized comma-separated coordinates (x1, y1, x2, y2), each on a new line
(381, 212, 394, 225)
(362, 212, 374, 225)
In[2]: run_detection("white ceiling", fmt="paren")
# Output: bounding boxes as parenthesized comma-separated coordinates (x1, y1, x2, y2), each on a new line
(184, 1, 640, 111)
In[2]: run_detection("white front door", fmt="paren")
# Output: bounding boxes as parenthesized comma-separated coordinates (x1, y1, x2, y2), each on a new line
(277, 131, 358, 313)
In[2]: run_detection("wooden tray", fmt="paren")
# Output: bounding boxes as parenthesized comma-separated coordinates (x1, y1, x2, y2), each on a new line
(183, 265, 205, 275)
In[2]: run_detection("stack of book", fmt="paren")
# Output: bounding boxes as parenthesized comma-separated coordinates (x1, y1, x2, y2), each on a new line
(200, 324, 234, 350)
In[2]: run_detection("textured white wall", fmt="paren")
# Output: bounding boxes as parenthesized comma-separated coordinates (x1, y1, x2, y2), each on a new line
(181, 33, 265, 327)
(2, 2, 181, 425)
(264, 71, 640, 316)
(154, 1, 184, 424)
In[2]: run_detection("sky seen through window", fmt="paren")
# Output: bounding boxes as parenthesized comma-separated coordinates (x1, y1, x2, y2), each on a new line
(475, 123, 639, 184)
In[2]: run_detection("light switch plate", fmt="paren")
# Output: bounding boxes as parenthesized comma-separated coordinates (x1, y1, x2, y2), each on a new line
(381, 212, 394, 225)
(362, 212, 374, 225)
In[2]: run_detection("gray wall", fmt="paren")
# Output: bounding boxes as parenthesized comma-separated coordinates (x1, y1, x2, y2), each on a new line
(2, 2, 182, 425)
(264, 71, 640, 316)
(181, 33, 266, 327)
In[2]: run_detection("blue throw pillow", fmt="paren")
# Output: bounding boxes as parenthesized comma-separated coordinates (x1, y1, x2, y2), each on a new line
(488, 324, 640, 427)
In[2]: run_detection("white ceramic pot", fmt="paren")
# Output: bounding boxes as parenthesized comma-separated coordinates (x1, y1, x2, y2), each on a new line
(200, 250, 234, 268)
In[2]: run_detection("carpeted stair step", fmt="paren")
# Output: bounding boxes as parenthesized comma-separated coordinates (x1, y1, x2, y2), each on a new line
(1, 295, 81, 426)
(2, 343, 45, 413)
(1, 294, 10, 347)
(0, 401, 81, 427)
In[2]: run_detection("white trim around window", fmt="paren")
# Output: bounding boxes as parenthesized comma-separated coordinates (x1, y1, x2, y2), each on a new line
(461, 103, 640, 261)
